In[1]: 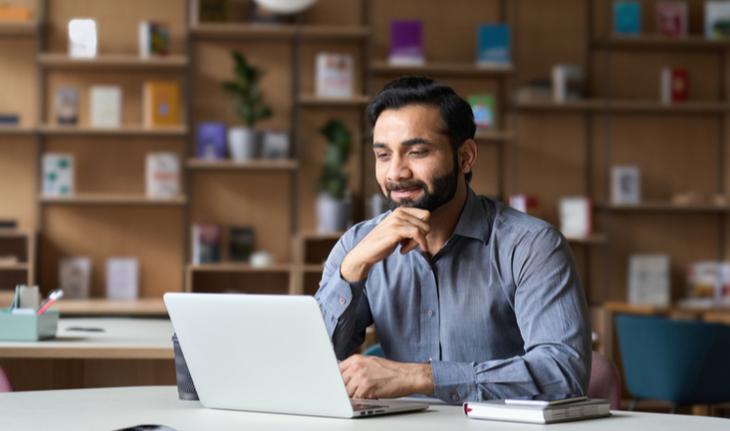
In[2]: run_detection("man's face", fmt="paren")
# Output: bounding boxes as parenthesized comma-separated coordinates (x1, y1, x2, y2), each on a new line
(372, 105, 460, 211)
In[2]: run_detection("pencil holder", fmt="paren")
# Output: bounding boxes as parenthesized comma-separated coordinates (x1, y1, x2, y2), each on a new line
(0, 309, 59, 341)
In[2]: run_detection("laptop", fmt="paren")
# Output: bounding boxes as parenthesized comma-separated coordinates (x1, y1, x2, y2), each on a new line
(163, 293, 430, 418)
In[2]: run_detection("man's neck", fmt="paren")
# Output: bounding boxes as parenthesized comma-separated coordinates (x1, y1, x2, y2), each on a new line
(424, 182, 468, 257)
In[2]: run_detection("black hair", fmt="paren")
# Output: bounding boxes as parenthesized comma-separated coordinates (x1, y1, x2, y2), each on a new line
(367, 76, 476, 183)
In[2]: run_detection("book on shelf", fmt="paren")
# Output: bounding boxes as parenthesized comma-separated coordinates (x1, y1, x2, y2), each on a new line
(90, 85, 122, 128)
(687, 261, 730, 301)
(315, 53, 354, 99)
(106, 257, 139, 300)
(68, 18, 98, 58)
(476, 23, 511, 67)
(0, 219, 17, 229)
(59, 257, 92, 299)
(54, 87, 79, 125)
(552, 64, 584, 102)
(261, 129, 290, 159)
(610, 165, 641, 205)
(138, 21, 170, 58)
(464, 397, 610, 424)
(613, 0, 642, 35)
(191, 224, 222, 265)
(146, 152, 180, 199)
(628, 254, 671, 306)
(0, 5, 31, 22)
(42, 153, 74, 197)
(143, 81, 181, 128)
(229, 226, 255, 262)
(509, 194, 540, 216)
(656, 1, 688, 38)
(705, 1, 730, 39)
(196, 122, 227, 160)
(467, 94, 496, 129)
(0, 114, 19, 125)
(660, 67, 688, 104)
(559, 196, 592, 240)
(389, 20, 424, 65)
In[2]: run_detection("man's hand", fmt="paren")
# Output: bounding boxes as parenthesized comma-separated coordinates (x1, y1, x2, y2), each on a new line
(339, 354, 433, 399)
(340, 208, 431, 282)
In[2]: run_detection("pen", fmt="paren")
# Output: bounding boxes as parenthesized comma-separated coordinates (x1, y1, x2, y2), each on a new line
(37, 289, 63, 315)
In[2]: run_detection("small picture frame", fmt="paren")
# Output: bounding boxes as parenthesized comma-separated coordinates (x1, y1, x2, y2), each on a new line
(261, 130, 290, 160)
(611, 165, 641, 204)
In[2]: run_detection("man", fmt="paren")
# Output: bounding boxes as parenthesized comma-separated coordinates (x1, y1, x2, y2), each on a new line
(314, 76, 591, 404)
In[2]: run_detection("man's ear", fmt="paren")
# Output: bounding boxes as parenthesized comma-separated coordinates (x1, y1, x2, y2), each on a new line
(459, 139, 478, 176)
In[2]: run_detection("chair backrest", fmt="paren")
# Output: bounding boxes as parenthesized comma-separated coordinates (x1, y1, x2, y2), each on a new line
(615, 314, 730, 405)
(587, 351, 621, 409)
(362, 343, 385, 358)
(0, 367, 12, 392)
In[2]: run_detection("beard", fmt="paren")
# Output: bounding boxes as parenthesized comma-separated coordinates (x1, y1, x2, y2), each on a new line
(384, 157, 459, 212)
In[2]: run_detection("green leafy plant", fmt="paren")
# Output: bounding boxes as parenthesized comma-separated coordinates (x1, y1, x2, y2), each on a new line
(221, 51, 272, 127)
(317, 119, 352, 200)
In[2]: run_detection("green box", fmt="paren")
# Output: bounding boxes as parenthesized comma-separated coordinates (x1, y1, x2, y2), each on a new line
(0, 309, 59, 341)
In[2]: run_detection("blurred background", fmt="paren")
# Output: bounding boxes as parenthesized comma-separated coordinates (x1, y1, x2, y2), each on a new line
(0, 0, 729, 417)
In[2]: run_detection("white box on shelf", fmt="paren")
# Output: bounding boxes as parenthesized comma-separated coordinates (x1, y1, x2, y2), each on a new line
(552, 64, 584, 102)
(42, 153, 74, 197)
(628, 254, 671, 306)
(105, 257, 139, 300)
(611, 165, 641, 204)
(89, 85, 122, 128)
(559, 196, 592, 239)
(59, 257, 92, 299)
(315, 53, 354, 99)
(146, 152, 180, 198)
(68, 18, 98, 58)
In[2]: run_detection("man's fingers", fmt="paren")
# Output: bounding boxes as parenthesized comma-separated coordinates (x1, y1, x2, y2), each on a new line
(396, 212, 431, 234)
(397, 207, 430, 221)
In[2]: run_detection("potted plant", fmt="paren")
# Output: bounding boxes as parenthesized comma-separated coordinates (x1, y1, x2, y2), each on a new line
(222, 51, 272, 162)
(316, 119, 352, 233)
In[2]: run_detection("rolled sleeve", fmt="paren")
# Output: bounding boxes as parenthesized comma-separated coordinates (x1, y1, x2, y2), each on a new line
(431, 360, 478, 403)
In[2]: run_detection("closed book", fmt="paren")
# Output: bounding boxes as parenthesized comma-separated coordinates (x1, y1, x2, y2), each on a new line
(138, 21, 170, 57)
(613, 0, 642, 35)
(89, 85, 122, 128)
(660, 67, 688, 104)
(464, 398, 610, 424)
(0, 114, 19, 125)
(467, 94, 496, 129)
(196, 122, 227, 160)
(476, 24, 511, 66)
(54, 87, 79, 125)
(656, 1, 688, 37)
(628, 255, 671, 306)
(42, 153, 74, 197)
(191, 224, 221, 265)
(315, 53, 354, 98)
(146, 152, 180, 198)
(560, 197, 592, 240)
(705, 1, 730, 39)
(389, 20, 424, 65)
(229, 226, 255, 262)
(552, 64, 584, 102)
(59, 257, 92, 299)
(105, 257, 139, 300)
(611, 165, 641, 204)
(143, 81, 181, 127)
(68, 18, 97, 58)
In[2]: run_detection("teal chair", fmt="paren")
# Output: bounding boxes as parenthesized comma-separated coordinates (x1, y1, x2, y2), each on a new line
(615, 314, 730, 411)
(362, 343, 384, 358)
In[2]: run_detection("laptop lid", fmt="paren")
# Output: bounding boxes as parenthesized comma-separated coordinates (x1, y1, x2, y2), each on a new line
(164, 293, 354, 418)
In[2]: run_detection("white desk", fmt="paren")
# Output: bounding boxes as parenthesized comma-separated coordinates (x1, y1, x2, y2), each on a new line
(1, 386, 728, 431)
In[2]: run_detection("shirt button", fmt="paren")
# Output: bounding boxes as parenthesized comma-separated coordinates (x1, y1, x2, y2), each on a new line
(451, 393, 460, 402)
(428, 357, 433, 362)
(339, 296, 347, 305)
(427, 309, 433, 317)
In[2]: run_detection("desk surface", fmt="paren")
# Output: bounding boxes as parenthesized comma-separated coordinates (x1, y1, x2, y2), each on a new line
(0, 318, 173, 359)
(1, 386, 728, 431)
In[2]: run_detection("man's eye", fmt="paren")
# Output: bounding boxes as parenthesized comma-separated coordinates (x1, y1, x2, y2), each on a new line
(409, 150, 427, 157)
(375, 153, 389, 160)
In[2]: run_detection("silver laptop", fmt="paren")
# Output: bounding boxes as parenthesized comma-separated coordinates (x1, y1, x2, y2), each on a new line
(164, 293, 430, 418)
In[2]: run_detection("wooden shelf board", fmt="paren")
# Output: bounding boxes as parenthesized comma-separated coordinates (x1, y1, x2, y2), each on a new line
(186, 159, 299, 171)
(515, 99, 728, 114)
(0, 21, 37, 36)
(188, 263, 293, 273)
(0, 263, 29, 271)
(0, 229, 32, 238)
(298, 25, 370, 40)
(475, 130, 514, 142)
(0, 125, 35, 135)
(297, 94, 370, 107)
(595, 35, 730, 50)
(56, 299, 168, 316)
(37, 53, 188, 69)
(297, 231, 343, 241)
(371, 60, 513, 77)
(190, 23, 369, 40)
(566, 234, 607, 245)
(302, 264, 325, 273)
(39, 124, 187, 137)
(40, 194, 188, 206)
(596, 202, 730, 213)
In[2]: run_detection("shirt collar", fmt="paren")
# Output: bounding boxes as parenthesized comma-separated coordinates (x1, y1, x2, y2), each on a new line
(452, 187, 491, 244)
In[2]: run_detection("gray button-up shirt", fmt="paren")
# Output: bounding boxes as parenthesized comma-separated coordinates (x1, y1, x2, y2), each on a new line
(315, 188, 591, 403)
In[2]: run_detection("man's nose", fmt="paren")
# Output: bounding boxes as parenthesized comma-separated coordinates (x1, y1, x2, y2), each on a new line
(386, 154, 412, 182)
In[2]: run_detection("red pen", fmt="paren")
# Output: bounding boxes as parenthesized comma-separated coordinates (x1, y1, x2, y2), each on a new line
(37, 289, 64, 315)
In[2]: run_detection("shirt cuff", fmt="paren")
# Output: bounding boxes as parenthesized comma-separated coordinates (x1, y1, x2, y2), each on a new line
(319, 270, 367, 318)
(430, 360, 477, 404)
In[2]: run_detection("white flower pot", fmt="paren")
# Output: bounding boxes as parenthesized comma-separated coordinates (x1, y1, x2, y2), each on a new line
(228, 127, 259, 162)
(316, 193, 350, 233)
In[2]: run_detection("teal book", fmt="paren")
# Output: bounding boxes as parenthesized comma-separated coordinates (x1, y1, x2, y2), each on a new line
(476, 24, 510, 65)
(614, 0, 642, 35)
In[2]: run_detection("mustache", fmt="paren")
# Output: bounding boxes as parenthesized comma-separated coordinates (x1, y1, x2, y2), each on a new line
(386, 181, 426, 192)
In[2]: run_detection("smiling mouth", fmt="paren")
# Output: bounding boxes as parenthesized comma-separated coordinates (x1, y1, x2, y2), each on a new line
(390, 187, 423, 200)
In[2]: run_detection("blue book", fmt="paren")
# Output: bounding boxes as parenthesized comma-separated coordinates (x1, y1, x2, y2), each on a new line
(614, 1, 642, 35)
(476, 24, 511, 66)
(195, 122, 227, 160)
(0, 114, 19, 125)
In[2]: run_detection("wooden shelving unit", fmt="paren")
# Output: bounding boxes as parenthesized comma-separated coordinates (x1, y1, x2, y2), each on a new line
(0, 126, 35, 135)
(370, 60, 513, 77)
(186, 159, 299, 171)
(40, 194, 188, 206)
(593, 35, 730, 51)
(37, 53, 189, 69)
(0, 21, 37, 36)
(190, 23, 369, 40)
(0, 230, 36, 290)
(38, 124, 188, 137)
(297, 94, 370, 107)
(515, 99, 728, 114)
(596, 202, 730, 213)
